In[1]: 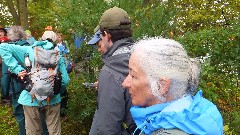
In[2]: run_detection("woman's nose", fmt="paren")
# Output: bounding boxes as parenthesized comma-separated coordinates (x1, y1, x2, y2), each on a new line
(122, 75, 130, 89)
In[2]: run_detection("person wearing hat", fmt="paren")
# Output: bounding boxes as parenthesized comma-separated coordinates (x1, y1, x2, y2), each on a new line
(0, 25, 8, 43)
(41, 30, 58, 43)
(89, 7, 137, 135)
(25, 30, 36, 45)
(88, 27, 107, 55)
(87, 28, 107, 90)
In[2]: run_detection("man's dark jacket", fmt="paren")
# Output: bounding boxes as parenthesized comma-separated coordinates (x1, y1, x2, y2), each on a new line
(89, 37, 136, 135)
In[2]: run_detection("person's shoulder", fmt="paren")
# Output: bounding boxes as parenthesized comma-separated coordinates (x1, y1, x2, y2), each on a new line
(152, 128, 189, 135)
(32, 40, 54, 50)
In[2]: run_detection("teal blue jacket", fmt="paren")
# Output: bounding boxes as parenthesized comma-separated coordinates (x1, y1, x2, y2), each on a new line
(1, 40, 30, 96)
(0, 41, 70, 106)
(131, 91, 223, 135)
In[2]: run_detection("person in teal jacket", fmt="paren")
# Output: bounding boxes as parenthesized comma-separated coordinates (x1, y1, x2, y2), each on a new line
(0, 26, 70, 135)
(3, 26, 50, 135)
(122, 37, 223, 135)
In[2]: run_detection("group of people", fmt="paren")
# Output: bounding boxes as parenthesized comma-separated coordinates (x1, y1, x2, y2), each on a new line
(0, 6, 223, 135)
(0, 25, 70, 135)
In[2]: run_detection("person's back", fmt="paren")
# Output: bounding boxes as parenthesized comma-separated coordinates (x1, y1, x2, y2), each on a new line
(89, 7, 136, 135)
(1, 28, 30, 134)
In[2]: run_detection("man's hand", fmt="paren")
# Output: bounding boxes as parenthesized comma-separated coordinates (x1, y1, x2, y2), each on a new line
(18, 70, 28, 80)
(94, 81, 98, 90)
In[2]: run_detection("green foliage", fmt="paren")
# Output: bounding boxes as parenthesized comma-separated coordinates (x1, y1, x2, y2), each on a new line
(60, 42, 102, 134)
(27, 0, 58, 38)
(0, 105, 18, 135)
(0, 1, 14, 27)
(64, 70, 97, 134)
(53, 0, 108, 35)
(171, 0, 240, 32)
(177, 21, 240, 134)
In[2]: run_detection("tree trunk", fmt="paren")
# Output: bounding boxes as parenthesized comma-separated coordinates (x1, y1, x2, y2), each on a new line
(18, 0, 29, 29)
(7, 0, 20, 25)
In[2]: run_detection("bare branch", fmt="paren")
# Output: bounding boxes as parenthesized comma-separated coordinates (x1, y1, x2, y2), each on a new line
(6, 0, 20, 25)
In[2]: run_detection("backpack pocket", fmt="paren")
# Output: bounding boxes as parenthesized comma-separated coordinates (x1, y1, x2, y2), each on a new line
(29, 68, 55, 101)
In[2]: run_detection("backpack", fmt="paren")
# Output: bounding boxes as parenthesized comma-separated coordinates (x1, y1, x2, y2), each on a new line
(24, 47, 61, 106)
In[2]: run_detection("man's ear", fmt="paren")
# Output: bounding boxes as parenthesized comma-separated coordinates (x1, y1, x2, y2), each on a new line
(158, 78, 171, 97)
(103, 31, 111, 42)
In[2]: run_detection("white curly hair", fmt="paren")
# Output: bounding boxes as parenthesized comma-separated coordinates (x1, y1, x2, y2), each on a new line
(132, 37, 200, 102)
(7, 26, 26, 42)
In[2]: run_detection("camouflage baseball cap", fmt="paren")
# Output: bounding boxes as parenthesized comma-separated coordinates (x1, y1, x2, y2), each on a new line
(99, 7, 131, 30)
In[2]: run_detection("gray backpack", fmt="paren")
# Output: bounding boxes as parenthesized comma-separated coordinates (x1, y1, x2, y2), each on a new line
(26, 47, 60, 106)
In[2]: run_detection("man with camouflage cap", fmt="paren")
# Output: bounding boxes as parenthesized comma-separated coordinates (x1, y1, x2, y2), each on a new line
(89, 7, 137, 135)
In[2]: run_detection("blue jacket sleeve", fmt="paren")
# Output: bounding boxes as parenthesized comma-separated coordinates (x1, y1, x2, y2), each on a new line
(0, 44, 29, 75)
(58, 56, 70, 93)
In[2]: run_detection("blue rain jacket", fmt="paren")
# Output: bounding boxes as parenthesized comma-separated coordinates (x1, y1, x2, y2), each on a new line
(131, 90, 223, 135)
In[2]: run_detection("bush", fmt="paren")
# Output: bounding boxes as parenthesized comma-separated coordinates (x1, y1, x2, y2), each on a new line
(177, 25, 240, 134)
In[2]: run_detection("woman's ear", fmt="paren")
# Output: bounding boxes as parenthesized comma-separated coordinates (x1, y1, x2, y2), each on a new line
(158, 78, 171, 97)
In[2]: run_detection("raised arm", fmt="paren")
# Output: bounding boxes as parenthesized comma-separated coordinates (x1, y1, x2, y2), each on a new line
(0, 43, 30, 75)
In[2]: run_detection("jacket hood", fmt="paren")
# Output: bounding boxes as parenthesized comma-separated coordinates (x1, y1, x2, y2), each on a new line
(102, 37, 134, 76)
(131, 90, 223, 135)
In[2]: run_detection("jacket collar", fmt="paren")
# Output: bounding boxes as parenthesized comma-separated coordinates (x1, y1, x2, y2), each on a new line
(102, 37, 134, 59)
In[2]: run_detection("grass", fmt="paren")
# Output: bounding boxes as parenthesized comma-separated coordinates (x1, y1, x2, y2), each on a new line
(0, 103, 89, 135)
(0, 104, 19, 135)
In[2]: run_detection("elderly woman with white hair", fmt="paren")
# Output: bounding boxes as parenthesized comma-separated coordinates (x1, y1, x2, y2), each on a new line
(122, 37, 223, 135)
